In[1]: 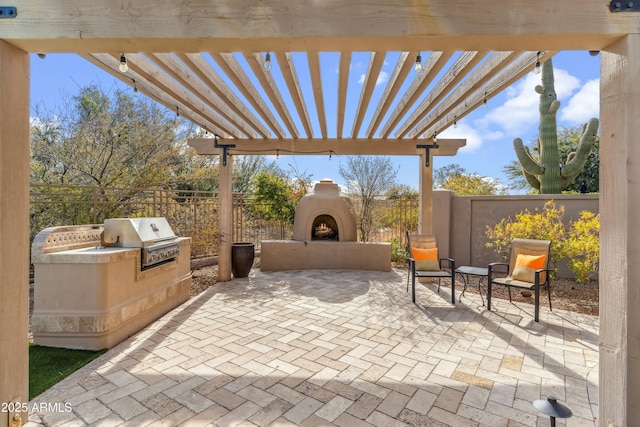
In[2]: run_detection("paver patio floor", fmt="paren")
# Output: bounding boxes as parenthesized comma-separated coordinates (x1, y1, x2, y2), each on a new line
(27, 268, 599, 426)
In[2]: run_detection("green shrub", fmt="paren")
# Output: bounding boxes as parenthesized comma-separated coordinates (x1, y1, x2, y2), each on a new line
(388, 236, 407, 264)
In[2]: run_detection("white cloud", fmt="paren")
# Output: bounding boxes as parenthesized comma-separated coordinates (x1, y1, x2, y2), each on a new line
(376, 71, 389, 86)
(358, 71, 390, 86)
(478, 67, 581, 136)
(438, 122, 483, 153)
(560, 78, 599, 124)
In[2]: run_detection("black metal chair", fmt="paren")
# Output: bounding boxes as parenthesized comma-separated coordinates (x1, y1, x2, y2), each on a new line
(406, 232, 456, 304)
(487, 238, 554, 322)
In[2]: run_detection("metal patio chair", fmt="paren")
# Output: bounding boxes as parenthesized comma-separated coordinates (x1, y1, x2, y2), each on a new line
(487, 238, 554, 322)
(406, 232, 456, 305)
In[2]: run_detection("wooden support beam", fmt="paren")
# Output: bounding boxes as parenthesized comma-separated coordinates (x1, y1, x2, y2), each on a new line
(0, 40, 29, 419)
(599, 34, 640, 427)
(188, 138, 465, 157)
(218, 154, 233, 282)
(1, 1, 633, 53)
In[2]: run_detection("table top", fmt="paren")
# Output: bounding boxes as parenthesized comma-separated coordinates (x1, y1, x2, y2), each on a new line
(455, 265, 489, 276)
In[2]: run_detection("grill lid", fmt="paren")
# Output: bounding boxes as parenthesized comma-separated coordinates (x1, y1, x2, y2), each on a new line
(102, 217, 177, 248)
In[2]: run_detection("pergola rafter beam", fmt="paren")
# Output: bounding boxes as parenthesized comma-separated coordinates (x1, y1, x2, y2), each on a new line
(275, 52, 313, 139)
(126, 52, 243, 137)
(380, 51, 453, 138)
(148, 52, 257, 138)
(83, 53, 231, 138)
(336, 51, 351, 139)
(211, 52, 287, 139)
(178, 53, 272, 138)
(420, 51, 558, 138)
(395, 51, 488, 138)
(351, 51, 385, 138)
(365, 51, 413, 138)
(245, 52, 300, 139)
(307, 52, 328, 138)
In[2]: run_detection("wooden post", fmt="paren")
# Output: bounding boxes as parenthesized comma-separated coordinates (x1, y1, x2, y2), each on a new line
(418, 154, 433, 234)
(0, 41, 29, 427)
(600, 34, 640, 427)
(218, 153, 233, 281)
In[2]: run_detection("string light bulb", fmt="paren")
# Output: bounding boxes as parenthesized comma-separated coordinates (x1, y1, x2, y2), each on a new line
(453, 116, 457, 129)
(329, 150, 333, 161)
(432, 132, 437, 143)
(534, 51, 541, 74)
(264, 52, 272, 71)
(176, 106, 180, 117)
(132, 79, 138, 96)
(119, 54, 128, 73)
(482, 91, 488, 109)
(414, 54, 423, 72)
(276, 149, 280, 160)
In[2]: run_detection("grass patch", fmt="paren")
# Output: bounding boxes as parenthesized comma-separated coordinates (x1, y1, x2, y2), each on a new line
(29, 343, 107, 399)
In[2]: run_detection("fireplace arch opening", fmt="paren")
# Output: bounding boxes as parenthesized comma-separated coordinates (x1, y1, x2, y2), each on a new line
(312, 215, 339, 241)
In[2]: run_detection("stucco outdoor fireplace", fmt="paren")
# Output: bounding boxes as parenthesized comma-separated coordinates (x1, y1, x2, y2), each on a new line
(261, 179, 391, 271)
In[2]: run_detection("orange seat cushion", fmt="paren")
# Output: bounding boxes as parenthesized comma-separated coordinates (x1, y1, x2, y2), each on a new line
(511, 254, 547, 283)
(411, 247, 440, 271)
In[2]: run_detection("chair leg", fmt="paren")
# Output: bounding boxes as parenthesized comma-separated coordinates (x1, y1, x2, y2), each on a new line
(507, 287, 512, 302)
(437, 278, 441, 293)
(547, 282, 552, 311)
(411, 265, 416, 303)
(487, 269, 493, 311)
(534, 282, 540, 322)
(406, 265, 410, 292)
(450, 272, 455, 305)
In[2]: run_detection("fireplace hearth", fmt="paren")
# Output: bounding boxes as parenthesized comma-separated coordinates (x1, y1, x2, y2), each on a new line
(261, 179, 391, 271)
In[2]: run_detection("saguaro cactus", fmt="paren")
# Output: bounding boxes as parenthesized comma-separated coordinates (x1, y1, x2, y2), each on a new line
(513, 58, 599, 194)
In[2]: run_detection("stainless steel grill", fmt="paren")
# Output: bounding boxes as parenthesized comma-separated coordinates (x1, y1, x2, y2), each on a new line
(101, 217, 180, 268)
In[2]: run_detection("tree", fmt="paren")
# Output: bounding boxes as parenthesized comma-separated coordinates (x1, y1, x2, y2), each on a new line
(338, 156, 398, 242)
(31, 85, 184, 189)
(250, 171, 298, 224)
(434, 164, 507, 195)
(504, 126, 600, 193)
(233, 155, 282, 193)
(512, 58, 599, 193)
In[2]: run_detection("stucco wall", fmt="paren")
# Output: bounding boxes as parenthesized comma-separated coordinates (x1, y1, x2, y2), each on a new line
(432, 191, 599, 278)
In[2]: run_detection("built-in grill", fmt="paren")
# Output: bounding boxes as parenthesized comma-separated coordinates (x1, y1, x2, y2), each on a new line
(101, 217, 180, 268)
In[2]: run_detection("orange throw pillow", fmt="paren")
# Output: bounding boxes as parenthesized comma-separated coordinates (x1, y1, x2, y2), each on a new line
(411, 247, 440, 271)
(411, 247, 437, 260)
(511, 254, 546, 283)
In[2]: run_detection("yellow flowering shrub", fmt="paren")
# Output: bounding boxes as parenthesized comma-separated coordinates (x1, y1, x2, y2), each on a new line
(485, 200, 600, 282)
(485, 201, 569, 271)
(564, 211, 599, 283)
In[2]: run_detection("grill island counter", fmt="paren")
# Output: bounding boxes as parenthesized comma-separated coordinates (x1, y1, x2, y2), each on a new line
(31, 219, 191, 350)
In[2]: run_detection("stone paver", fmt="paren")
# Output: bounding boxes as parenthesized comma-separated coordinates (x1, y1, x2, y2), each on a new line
(28, 268, 599, 426)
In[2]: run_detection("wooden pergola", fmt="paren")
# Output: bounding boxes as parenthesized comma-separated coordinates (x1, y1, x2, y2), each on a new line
(0, 1, 638, 425)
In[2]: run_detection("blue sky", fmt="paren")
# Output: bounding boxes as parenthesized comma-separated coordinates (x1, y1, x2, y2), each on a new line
(30, 51, 600, 192)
